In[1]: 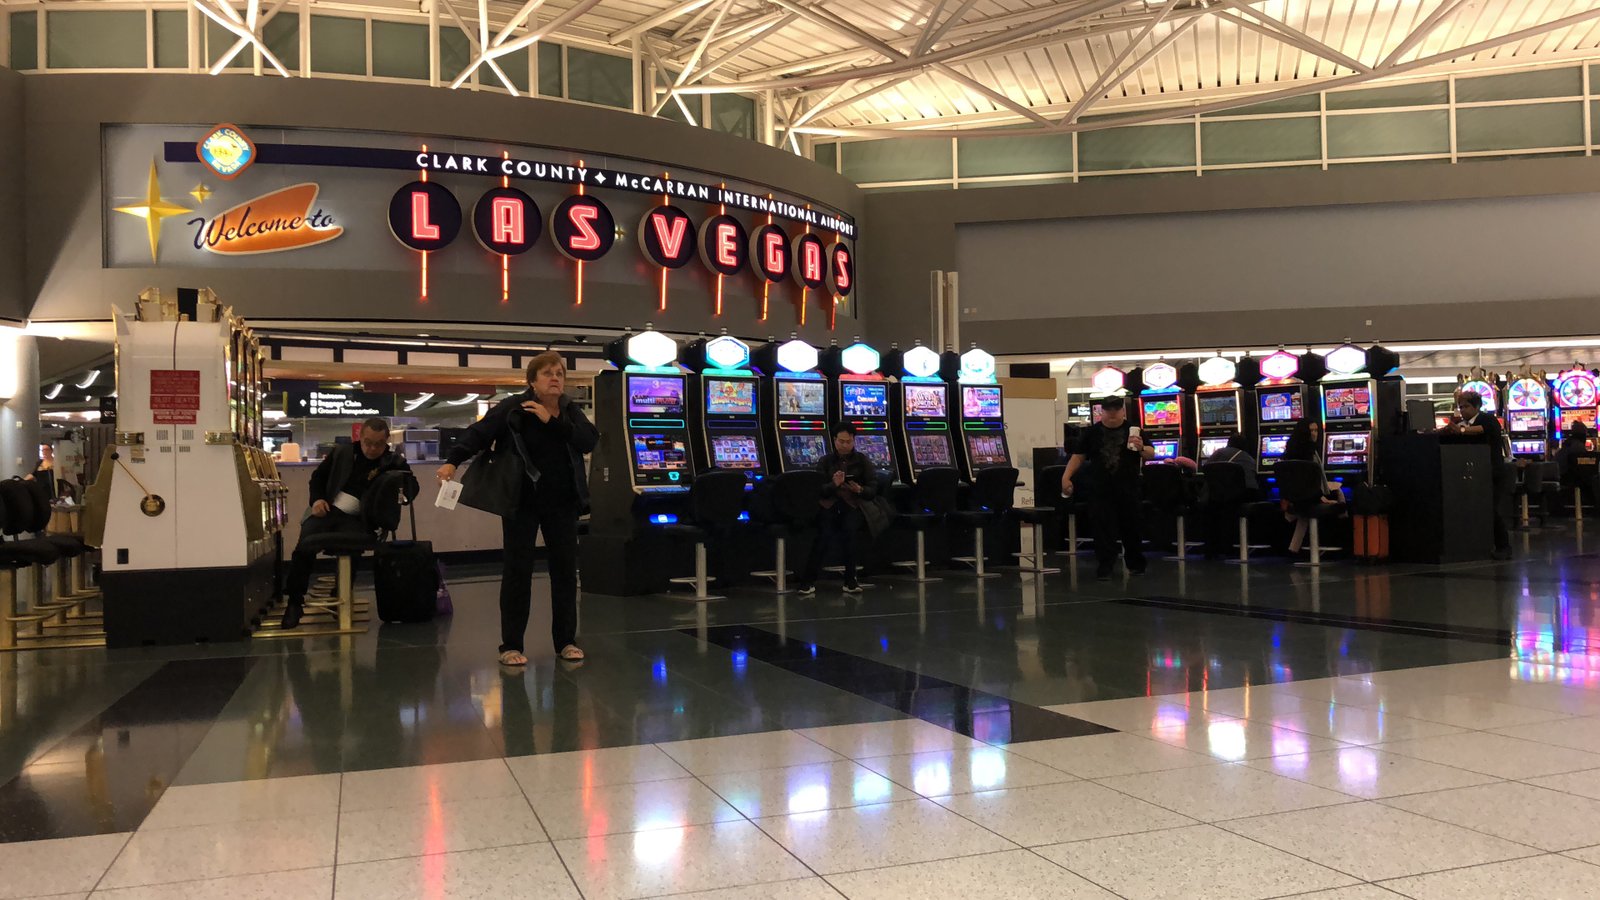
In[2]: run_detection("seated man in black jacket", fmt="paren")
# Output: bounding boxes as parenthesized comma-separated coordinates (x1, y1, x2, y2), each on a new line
(797, 423, 879, 595)
(281, 417, 412, 629)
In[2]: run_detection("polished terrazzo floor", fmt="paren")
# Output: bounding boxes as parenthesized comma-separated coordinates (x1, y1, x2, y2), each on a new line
(4, 528, 1600, 898)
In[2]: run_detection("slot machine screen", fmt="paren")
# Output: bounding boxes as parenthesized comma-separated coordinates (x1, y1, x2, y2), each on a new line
(1259, 391, 1304, 423)
(841, 382, 888, 417)
(1142, 397, 1182, 428)
(965, 434, 1008, 467)
(1149, 439, 1179, 461)
(904, 384, 948, 418)
(1512, 439, 1546, 457)
(855, 434, 894, 473)
(1324, 433, 1369, 467)
(632, 433, 689, 471)
(1199, 436, 1230, 458)
(627, 376, 686, 415)
(781, 434, 828, 467)
(704, 378, 756, 416)
(777, 380, 827, 416)
(962, 386, 1004, 419)
(1562, 408, 1599, 432)
(711, 434, 762, 469)
(1197, 395, 1239, 427)
(1323, 386, 1372, 420)
(910, 434, 953, 467)
(1260, 434, 1290, 459)
(1508, 410, 1546, 433)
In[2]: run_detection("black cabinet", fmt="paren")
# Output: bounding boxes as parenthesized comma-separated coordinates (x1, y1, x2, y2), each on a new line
(1383, 434, 1493, 564)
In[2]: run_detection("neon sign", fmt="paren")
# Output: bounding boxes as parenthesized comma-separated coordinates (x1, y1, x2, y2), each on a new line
(639, 205, 695, 269)
(471, 187, 539, 255)
(388, 181, 459, 252)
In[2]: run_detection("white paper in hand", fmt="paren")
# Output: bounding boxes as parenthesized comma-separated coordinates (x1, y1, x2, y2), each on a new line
(436, 480, 463, 510)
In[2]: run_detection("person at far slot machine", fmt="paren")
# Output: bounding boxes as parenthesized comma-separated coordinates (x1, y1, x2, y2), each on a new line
(1061, 396, 1154, 581)
(1438, 389, 1513, 560)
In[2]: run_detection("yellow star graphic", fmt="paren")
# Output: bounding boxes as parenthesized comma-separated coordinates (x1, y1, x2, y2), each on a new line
(114, 161, 192, 263)
(189, 183, 213, 204)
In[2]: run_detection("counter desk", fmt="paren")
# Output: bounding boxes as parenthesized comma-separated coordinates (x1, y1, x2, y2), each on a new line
(278, 460, 511, 558)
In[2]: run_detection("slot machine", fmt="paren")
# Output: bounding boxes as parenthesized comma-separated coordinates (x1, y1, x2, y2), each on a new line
(823, 339, 898, 483)
(1319, 343, 1377, 487)
(1136, 362, 1185, 466)
(1554, 368, 1598, 446)
(892, 343, 957, 481)
(684, 332, 767, 485)
(1193, 354, 1244, 461)
(757, 335, 829, 474)
(1459, 376, 1502, 427)
(949, 345, 1011, 480)
(1254, 349, 1309, 475)
(582, 327, 697, 594)
(1504, 372, 1551, 460)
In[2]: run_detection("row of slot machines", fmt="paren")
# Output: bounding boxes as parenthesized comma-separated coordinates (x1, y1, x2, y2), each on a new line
(589, 332, 1012, 530)
(1458, 369, 1600, 460)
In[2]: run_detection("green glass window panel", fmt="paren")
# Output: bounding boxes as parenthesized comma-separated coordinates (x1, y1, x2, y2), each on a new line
(1329, 157, 1448, 172)
(814, 142, 837, 170)
(661, 95, 694, 125)
(1457, 102, 1582, 152)
(1078, 169, 1196, 182)
(841, 138, 953, 183)
(864, 182, 952, 193)
(207, 18, 249, 69)
(711, 94, 756, 140)
(153, 10, 186, 69)
(1326, 109, 1448, 158)
(47, 10, 146, 69)
(1461, 150, 1586, 163)
(9, 12, 37, 70)
(1201, 94, 1320, 117)
(439, 29, 469, 82)
(311, 15, 365, 76)
(262, 14, 298, 71)
(1457, 67, 1581, 103)
(1201, 118, 1319, 165)
(957, 132, 1073, 177)
(1078, 123, 1195, 171)
(371, 20, 426, 80)
(1326, 80, 1447, 110)
(962, 175, 1075, 189)
(538, 42, 561, 97)
(496, 45, 530, 94)
(567, 47, 631, 109)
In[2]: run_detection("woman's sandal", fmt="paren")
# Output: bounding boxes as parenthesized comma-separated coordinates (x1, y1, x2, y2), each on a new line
(559, 645, 585, 662)
(498, 650, 528, 667)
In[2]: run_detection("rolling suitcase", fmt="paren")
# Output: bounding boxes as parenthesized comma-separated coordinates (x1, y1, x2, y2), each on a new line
(375, 501, 439, 623)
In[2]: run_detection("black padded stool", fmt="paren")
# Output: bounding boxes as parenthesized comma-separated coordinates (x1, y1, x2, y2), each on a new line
(951, 466, 1017, 578)
(893, 466, 960, 582)
(1143, 464, 1199, 560)
(1278, 460, 1345, 567)
(281, 470, 415, 634)
(20, 478, 95, 606)
(1009, 505, 1061, 574)
(665, 469, 747, 600)
(0, 480, 72, 628)
(751, 469, 826, 593)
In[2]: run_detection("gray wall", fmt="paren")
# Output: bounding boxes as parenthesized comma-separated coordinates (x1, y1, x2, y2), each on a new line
(21, 73, 862, 343)
(862, 159, 1600, 354)
(0, 68, 22, 322)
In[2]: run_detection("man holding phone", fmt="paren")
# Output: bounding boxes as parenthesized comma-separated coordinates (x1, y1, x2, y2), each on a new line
(1062, 396, 1156, 580)
(797, 423, 879, 595)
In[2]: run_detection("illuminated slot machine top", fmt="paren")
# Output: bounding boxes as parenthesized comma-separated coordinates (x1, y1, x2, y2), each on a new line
(1318, 343, 1377, 483)
(1194, 354, 1243, 461)
(685, 333, 769, 486)
(1136, 361, 1185, 467)
(758, 336, 829, 474)
(1555, 368, 1598, 445)
(1255, 349, 1306, 473)
(952, 345, 1010, 480)
(828, 340, 898, 482)
(897, 344, 956, 481)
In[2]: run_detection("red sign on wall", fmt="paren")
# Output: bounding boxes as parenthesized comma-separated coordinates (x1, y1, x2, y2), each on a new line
(150, 369, 201, 425)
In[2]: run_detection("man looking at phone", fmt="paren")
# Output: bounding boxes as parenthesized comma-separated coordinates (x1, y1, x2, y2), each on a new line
(1062, 396, 1156, 580)
(797, 423, 879, 595)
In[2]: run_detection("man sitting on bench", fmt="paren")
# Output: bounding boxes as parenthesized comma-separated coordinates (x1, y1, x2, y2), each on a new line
(281, 417, 411, 629)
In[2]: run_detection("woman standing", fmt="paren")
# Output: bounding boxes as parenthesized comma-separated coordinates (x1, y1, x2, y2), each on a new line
(437, 352, 598, 666)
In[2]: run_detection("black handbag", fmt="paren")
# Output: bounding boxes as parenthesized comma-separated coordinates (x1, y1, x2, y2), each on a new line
(457, 413, 539, 518)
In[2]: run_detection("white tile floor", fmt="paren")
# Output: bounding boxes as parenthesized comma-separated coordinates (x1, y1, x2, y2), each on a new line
(19, 660, 1600, 898)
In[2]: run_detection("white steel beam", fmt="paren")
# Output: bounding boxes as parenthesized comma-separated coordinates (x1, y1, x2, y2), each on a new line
(650, 0, 737, 115)
(607, 0, 714, 43)
(1380, 0, 1473, 67)
(1218, 2, 1372, 73)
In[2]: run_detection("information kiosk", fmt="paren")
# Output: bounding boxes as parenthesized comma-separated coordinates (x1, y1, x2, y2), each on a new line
(894, 343, 957, 481)
(757, 336, 829, 474)
(824, 339, 898, 482)
(1255, 350, 1309, 474)
(1554, 367, 1599, 443)
(1319, 343, 1378, 486)
(685, 332, 767, 484)
(1137, 362, 1185, 465)
(92, 288, 287, 646)
(950, 345, 1011, 479)
(1193, 355, 1245, 461)
(1505, 371, 1551, 460)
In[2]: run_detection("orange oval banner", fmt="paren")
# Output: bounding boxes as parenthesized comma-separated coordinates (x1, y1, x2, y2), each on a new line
(189, 183, 343, 255)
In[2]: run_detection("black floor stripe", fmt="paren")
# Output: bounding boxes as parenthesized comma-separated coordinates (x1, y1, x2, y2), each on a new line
(0, 656, 257, 842)
(687, 624, 1113, 744)
(1113, 595, 1512, 645)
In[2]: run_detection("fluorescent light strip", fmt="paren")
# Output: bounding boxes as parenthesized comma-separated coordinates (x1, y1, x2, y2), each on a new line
(74, 370, 101, 389)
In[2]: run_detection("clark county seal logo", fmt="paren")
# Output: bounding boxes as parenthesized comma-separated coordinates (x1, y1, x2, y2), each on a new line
(197, 124, 256, 181)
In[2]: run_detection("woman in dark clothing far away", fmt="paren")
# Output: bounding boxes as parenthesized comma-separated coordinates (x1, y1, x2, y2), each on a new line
(436, 351, 599, 667)
(1282, 417, 1342, 553)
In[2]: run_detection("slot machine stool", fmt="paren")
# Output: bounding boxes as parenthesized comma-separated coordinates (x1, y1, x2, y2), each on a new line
(1037, 465, 1092, 557)
(751, 469, 826, 593)
(21, 480, 98, 609)
(0, 481, 84, 629)
(1278, 461, 1344, 568)
(0, 539, 66, 650)
(951, 467, 1018, 578)
(664, 470, 748, 601)
(1143, 465, 1200, 561)
(892, 467, 960, 583)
